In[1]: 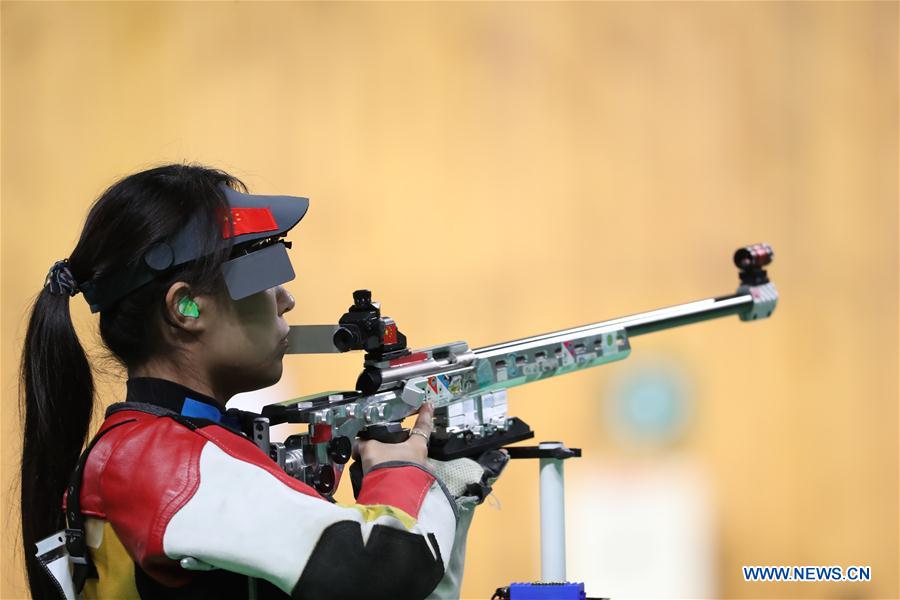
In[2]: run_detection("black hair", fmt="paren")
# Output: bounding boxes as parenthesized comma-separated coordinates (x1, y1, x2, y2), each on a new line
(19, 163, 244, 598)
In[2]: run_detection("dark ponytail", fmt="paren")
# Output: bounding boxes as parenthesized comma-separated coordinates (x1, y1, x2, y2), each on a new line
(19, 163, 244, 598)
(20, 286, 94, 599)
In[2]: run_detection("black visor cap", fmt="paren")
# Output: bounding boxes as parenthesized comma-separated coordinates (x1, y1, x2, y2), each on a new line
(80, 185, 309, 313)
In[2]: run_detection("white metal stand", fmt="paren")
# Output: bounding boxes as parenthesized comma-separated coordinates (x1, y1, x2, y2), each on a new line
(539, 441, 568, 582)
(507, 441, 581, 583)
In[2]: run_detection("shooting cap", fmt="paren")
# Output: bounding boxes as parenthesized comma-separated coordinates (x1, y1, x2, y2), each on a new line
(80, 184, 309, 313)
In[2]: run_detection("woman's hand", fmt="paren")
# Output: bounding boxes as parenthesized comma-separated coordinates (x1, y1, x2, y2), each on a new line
(355, 402, 435, 473)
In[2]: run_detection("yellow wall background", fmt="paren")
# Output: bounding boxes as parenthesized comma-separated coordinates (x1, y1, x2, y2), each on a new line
(2, 2, 897, 599)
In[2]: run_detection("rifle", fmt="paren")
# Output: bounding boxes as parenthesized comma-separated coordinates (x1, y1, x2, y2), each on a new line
(253, 244, 778, 497)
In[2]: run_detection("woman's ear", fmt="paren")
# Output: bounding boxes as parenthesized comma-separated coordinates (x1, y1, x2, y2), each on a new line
(163, 282, 207, 334)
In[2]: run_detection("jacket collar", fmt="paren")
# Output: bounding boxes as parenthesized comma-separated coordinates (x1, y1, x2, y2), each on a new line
(125, 377, 226, 421)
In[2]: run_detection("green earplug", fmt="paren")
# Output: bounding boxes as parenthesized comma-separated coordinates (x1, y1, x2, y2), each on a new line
(177, 296, 200, 318)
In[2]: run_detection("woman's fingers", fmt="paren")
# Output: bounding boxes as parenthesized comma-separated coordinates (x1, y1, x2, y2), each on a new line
(411, 401, 434, 435)
(409, 402, 434, 449)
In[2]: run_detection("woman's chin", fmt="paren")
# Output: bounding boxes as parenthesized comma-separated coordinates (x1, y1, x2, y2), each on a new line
(224, 362, 284, 396)
(267, 360, 285, 386)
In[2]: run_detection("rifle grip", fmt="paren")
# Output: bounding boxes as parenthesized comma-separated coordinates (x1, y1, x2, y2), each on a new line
(351, 424, 410, 498)
(349, 461, 364, 499)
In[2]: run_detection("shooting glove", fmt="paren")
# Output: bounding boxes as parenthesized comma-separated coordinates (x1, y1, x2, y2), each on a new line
(426, 449, 509, 504)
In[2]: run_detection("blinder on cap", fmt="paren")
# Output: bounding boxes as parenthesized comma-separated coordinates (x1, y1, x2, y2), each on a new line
(221, 242, 296, 301)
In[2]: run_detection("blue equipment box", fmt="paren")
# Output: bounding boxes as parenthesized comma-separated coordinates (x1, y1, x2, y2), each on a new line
(509, 582, 586, 600)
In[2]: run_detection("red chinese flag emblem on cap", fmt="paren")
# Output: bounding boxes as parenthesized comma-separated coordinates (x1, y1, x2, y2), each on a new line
(221, 207, 278, 238)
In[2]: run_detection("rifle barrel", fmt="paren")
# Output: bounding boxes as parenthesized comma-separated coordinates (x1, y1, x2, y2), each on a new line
(473, 292, 753, 356)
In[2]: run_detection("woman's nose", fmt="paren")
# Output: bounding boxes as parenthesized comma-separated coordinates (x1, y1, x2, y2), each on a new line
(277, 286, 295, 315)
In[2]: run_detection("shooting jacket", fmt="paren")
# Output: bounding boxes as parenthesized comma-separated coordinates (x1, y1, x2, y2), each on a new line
(72, 377, 464, 600)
